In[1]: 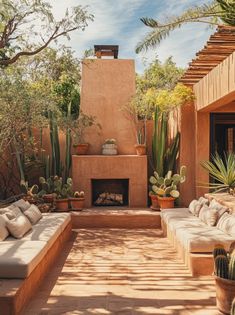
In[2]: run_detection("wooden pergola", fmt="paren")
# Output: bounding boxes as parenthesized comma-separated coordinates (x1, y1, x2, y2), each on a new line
(179, 25, 235, 86)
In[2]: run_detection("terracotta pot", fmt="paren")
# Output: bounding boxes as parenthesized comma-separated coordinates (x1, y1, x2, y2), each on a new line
(55, 199, 69, 212)
(74, 143, 89, 155)
(150, 194, 160, 211)
(214, 275, 235, 314)
(135, 144, 146, 156)
(157, 196, 175, 209)
(43, 194, 54, 203)
(70, 198, 85, 211)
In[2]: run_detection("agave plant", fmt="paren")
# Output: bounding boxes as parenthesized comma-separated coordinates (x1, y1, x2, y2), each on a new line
(136, 0, 235, 53)
(201, 152, 235, 193)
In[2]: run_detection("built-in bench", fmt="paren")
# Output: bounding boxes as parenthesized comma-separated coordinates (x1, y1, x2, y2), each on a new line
(161, 198, 235, 276)
(0, 210, 72, 315)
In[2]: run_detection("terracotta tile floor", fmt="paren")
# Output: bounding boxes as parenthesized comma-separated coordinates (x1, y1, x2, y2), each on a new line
(23, 229, 220, 315)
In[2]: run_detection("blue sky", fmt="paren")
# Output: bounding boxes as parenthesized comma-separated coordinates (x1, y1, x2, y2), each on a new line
(50, 0, 215, 73)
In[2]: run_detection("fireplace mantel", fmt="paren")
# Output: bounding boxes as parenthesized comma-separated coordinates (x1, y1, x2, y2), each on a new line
(72, 155, 147, 208)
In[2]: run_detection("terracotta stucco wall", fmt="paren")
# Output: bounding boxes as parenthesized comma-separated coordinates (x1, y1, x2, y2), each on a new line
(180, 100, 235, 206)
(80, 59, 136, 155)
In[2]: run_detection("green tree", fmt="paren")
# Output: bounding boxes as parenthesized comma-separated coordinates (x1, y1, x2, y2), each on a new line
(137, 57, 184, 92)
(136, 0, 235, 53)
(0, 0, 93, 66)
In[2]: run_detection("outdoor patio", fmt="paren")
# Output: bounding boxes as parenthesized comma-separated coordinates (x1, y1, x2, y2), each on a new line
(23, 228, 218, 315)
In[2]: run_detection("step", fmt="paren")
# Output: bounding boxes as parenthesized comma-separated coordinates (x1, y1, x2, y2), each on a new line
(71, 208, 161, 229)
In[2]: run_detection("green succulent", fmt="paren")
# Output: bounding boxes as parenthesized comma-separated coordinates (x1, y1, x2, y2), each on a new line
(149, 165, 186, 198)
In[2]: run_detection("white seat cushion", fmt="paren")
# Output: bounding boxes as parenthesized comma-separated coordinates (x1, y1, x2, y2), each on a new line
(175, 225, 235, 253)
(160, 208, 190, 224)
(0, 240, 47, 278)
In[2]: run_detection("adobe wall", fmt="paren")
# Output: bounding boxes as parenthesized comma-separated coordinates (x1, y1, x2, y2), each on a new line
(180, 100, 235, 206)
(80, 59, 137, 154)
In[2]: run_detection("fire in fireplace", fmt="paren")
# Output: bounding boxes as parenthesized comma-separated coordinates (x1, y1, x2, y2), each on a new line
(92, 179, 129, 207)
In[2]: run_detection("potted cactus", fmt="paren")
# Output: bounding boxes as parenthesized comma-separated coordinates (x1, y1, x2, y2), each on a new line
(38, 176, 57, 203)
(54, 177, 73, 212)
(70, 191, 85, 211)
(149, 166, 186, 209)
(213, 243, 235, 315)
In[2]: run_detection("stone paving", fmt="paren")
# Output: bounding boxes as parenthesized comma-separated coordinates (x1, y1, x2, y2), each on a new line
(23, 229, 220, 315)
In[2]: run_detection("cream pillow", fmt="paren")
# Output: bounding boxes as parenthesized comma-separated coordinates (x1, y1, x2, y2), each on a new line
(198, 197, 209, 205)
(189, 197, 208, 216)
(13, 199, 30, 212)
(209, 199, 229, 219)
(0, 214, 9, 241)
(0, 205, 22, 219)
(217, 213, 235, 237)
(6, 214, 32, 239)
(24, 204, 42, 225)
(199, 204, 218, 226)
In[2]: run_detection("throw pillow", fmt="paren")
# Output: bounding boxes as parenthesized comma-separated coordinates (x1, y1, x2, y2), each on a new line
(24, 204, 42, 225)
(0, 205, 22, 219)
(209, 199, 229, 219)
(189, 198, 206, 216)
(13, 199, 30, 212)
(188, 199, 198, 215)
(217, 213, 235, 237)
(0, 214, 9, 241)
(199, 204, 218, 226)
(6, 214, 32, 239)
(198, 197, 209, 206)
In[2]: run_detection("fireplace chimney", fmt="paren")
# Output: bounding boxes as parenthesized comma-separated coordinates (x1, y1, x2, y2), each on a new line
(94, 45, 119, 59)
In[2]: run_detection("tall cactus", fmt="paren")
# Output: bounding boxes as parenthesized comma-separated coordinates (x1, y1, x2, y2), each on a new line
(64, 101, 72, 182)
(49, 111, 61, 177)
(152, 108, 167, 177)
(229, 254, 235, 280)
(213, 244, 228, 259)
(214, 255, 229, 279)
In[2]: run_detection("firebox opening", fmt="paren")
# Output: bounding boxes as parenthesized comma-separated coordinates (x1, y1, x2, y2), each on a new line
(92, 179, 129, 207)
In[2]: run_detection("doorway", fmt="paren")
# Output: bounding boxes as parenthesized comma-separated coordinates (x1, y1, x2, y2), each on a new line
(210, 113, 235, 156)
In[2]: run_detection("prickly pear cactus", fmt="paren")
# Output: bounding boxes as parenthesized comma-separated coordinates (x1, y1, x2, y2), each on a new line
(214, 255, 229, 279)
(149, 166, 186, 198)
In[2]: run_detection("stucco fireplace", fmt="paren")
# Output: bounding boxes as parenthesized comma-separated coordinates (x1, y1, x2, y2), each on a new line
(72, 155, 147, 208)
(72, 49, 148, 208)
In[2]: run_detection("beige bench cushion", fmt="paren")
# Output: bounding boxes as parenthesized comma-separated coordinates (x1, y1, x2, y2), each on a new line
(175, 225, 234, 253)
(167, 215, 201, 234)
(160, 208, 190, 224)
(0, 240, 47, 278)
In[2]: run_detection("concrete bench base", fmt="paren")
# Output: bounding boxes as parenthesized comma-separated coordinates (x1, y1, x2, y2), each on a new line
(161, 219, 214, 277)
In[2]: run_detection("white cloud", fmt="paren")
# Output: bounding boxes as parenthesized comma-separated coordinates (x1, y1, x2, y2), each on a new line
(48, 0, 216, 73)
